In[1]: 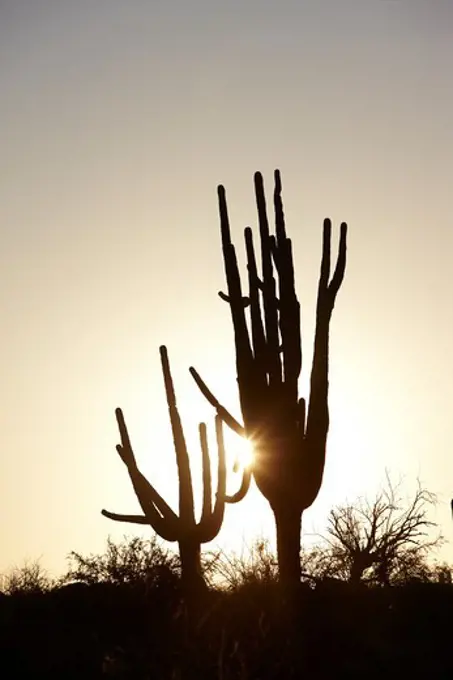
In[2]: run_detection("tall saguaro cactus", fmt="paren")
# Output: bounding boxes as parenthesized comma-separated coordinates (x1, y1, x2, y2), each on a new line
(190, 170, 347, 586)
(102, 345, 228, 592)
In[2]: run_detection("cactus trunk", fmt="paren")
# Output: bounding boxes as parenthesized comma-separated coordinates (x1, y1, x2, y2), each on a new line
(179, 539, 206, 592)
(274, 504, 302, 587)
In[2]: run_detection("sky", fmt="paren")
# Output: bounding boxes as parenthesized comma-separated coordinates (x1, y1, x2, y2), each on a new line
(1, 0, 453, 578)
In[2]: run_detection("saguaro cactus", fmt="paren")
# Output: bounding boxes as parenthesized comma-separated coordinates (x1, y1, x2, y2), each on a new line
(190, 170, 347, 586)
(102, 345, 228, 592)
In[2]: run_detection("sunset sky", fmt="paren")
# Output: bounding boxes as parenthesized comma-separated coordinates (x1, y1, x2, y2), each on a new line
(1, 1, 453, 578)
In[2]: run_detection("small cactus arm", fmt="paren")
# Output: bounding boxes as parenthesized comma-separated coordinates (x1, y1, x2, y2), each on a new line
(190, 170, 347, 586)
(102, 345, 243, 591)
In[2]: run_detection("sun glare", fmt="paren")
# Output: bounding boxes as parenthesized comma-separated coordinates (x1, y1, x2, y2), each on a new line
(230, 434, 255, 471)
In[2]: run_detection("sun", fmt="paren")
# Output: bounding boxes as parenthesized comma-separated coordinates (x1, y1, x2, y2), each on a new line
(221, 424, 255, 471)
(229, 433, 255, 471)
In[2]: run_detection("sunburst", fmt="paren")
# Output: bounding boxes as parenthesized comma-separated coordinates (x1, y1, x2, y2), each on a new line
(231, 435, 255, 471)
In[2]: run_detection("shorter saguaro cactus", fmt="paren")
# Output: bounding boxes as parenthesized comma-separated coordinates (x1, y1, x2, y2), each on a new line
(102, 345, 228, 592)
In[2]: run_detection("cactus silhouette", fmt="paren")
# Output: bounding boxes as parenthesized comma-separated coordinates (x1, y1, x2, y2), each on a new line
(190, 170, 347, 586)
(102, 345, 229, 592)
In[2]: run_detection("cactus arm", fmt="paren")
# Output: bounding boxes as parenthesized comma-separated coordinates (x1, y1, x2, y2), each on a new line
(114, 407, 138, 469)
(244, 226, 267, 389)
(254, 172, 282, 387)
(198, 415, 227, 542)
(307, 220, 347, 431)
(114, 407, 179, 526)
(198, 422, 212, 526)
(160, 345, 196, 528)
(317, 219, 347, 310)
(225, 465, 252, 503)
(328, 222, 348, 300)
(273, 169, 287, 245)
(218, 185, 254, 373)
(188, 369, 252, 503)
(189, 367, 245, 437)
(101, 511, 149, 524)
(101, 508, 179, 541)
(272, 170, 301, 402)
(304, 220, 347, 499)
(297, 398, 306, 436)
(211, 415, 227, 521)
(218, 185, 266, 428)
(107, 460, 180, 538)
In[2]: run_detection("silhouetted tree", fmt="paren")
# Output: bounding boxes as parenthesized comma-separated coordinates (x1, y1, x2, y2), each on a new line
(313, 478, 443, 586)
(190, 170, 347, 587)
(101, 346, 243, 594)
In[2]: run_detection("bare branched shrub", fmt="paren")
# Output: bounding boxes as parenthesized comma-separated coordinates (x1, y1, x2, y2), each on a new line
(207, 538, 279, 591)
(62, 535, 179, 587)
(1, 559, 54, 595)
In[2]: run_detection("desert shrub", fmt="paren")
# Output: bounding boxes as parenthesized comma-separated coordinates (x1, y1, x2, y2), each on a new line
(61, 535, 179, 587)
(1, 559, 54, 595)
(208, 538, 279, 591)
